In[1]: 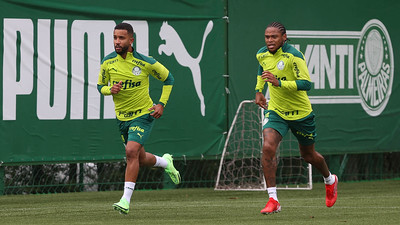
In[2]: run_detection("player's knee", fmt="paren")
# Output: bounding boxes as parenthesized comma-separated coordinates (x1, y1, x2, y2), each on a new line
(125, 145, 141, 159)
(263, 141, 277, 153)
(262, 143, 277, 159)
(126, 149, 139, 159)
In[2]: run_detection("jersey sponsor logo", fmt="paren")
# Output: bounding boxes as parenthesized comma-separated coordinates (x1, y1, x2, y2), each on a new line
(132, 58, 146, 67)
(119, 109, 142, 118)
(106, 59, 119, 65)
(257, 52, 268, 59)
(281, 53, 290, 59)
(129, 125, 144, 133)
(113, 80, 141, 90)
(283, 19, 393, 117)
(274, 107, 299, 116)
(132, 66, 141, 75)
(158, 20, 213, 116)
(152, 69, 162, 80)
(101, 69, 107, 83)
(293, 62, 300, 77)
(277, 60, 285, 70)
(274, 76, 287, 81)
(295, 131, 314, 140)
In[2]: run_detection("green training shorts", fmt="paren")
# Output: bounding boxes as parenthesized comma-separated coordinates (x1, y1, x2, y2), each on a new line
(263, 110, 317, 146)
(117, 113, 155, 145)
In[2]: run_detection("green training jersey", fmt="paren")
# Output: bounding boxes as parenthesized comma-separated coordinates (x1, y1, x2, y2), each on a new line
(97, 50, 174, 121)
(255, 42, 312, 120)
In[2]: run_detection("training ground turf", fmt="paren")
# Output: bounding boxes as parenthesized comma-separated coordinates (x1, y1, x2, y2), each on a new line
(0, 180, 399, 225)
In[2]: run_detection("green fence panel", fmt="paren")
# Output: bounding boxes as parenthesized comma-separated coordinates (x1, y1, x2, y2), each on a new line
(228, 0, 400, 155)
(1, 0, 399, 166)
(0, 0, 227, 164)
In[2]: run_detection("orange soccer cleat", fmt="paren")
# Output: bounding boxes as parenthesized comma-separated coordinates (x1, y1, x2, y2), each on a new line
(325, 174, 338, 207)
(260, 198, 281, 214)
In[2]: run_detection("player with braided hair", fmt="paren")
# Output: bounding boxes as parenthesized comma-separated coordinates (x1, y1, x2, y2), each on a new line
(254, 22, 338, 214)
(266, 21, 287, 36)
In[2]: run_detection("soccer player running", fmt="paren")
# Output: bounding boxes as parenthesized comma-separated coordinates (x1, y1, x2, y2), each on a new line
(254, 22, 338, 214)
(97, 22, 181, 215)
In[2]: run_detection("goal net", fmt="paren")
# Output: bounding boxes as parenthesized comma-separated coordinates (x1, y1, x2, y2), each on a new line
(215, 100, 312, 191)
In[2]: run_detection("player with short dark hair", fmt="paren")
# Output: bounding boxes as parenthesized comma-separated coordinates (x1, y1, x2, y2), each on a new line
(97, 22, 181, 215)
(255, 22, 338, 214)
(114, 22, 134, 36)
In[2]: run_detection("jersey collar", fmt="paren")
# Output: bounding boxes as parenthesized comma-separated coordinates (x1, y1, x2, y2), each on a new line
(117, 50, 134, 60)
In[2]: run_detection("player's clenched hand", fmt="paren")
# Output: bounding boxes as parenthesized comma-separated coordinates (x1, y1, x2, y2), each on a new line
(149, 104, 164, 119)
(255, 92, 268, 109)
(262, 71, 279, 87)
(111, 81, 123, 94)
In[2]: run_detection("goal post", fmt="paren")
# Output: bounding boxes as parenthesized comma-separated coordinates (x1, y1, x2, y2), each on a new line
(215, 100, 312, 191)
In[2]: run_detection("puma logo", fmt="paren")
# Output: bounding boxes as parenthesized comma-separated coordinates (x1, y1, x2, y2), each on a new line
(137, 133, 143, 139)
(158, 20, 213, 116)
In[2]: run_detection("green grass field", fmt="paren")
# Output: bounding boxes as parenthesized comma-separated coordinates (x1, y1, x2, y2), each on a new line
(1, 180, 399, 225)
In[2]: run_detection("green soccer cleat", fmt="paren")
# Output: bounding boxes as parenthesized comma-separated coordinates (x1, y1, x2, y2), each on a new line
(162, 153, 181, 184)
(112, 198, 129, 215)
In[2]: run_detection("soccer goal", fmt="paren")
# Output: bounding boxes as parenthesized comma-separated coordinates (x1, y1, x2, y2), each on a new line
(215, 100, 312, 191)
